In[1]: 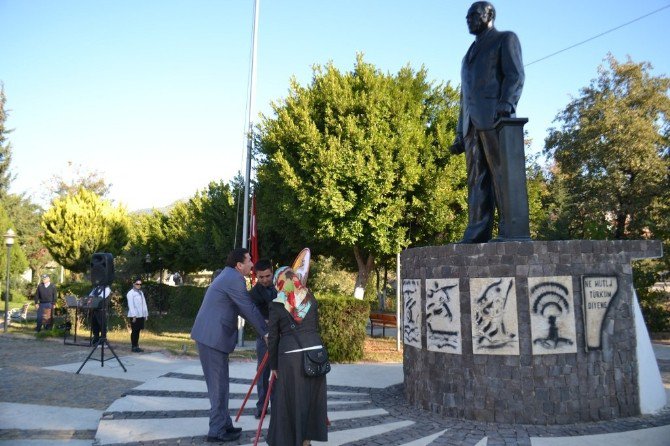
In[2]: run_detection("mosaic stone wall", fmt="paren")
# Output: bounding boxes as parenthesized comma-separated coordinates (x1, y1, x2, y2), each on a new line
(401, 240, 662, 424)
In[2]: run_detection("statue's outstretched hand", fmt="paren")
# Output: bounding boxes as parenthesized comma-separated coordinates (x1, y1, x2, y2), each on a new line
(449, 133, 465, 155)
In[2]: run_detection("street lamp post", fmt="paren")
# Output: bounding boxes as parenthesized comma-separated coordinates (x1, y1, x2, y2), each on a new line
(158, 257, 163, 316)
(4, 229, 16, 333)
(144, 254, 152, 284)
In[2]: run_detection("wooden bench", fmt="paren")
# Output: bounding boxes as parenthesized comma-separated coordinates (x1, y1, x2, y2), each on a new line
(369, 312, 397, 337)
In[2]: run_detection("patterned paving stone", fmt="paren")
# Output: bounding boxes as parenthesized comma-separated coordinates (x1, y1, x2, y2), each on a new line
(2, 334, 669, 445)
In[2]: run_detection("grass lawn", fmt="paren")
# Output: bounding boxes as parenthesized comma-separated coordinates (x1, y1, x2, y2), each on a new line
(4, 313, 403, 363)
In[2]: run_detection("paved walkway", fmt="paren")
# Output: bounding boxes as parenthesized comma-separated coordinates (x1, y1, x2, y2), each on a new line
(1, 334, 669, 445)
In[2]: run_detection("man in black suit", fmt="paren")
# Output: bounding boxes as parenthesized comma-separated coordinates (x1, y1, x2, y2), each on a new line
(249, 259, 276, 419)
(450, 1, 524, 243)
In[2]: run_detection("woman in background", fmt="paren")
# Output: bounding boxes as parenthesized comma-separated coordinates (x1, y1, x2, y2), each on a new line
(127, 278, 149, 352)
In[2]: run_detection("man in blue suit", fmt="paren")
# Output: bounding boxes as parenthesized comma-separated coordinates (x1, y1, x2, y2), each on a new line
(450, 1, 524, 243)
(191, 248, 268, 442)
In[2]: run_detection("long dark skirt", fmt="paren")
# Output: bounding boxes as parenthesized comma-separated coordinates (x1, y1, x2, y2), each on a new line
(267, 351, 328, 446)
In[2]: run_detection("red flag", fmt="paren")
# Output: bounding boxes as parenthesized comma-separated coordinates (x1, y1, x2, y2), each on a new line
(250, 194, 259, 282)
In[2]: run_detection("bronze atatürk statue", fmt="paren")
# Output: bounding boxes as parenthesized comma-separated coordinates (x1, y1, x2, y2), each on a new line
(451, 1, 525, 243)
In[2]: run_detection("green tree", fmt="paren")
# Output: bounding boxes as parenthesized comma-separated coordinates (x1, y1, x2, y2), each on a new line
(0, 204, 29, 298)
(43, 161, 111, 201)
(41, 188, 130, 273)
(544, 55, 670, 240)
(127, 179, 240, 276)
(126, 209, 170, 277)
(0, 85, 51, 279)
(256, 56, 464, 290)
(0, 85, 14, 199)
(525, 154, 551, 240)
(188, 180, 240, 270)
(2, 193, 51, 279)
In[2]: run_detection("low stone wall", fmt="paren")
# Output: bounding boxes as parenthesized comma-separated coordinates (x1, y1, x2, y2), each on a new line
(401, 240, 662, 424)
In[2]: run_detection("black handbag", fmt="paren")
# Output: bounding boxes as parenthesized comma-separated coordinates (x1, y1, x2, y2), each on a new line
(303, 347, 331, 377)
(284, 312, 331, 377)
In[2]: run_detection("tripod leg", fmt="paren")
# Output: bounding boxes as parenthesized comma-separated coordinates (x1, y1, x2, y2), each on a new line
(76, 343, 100, 374)
(74, 307, 79, 343)
(102, 339, 127, 372)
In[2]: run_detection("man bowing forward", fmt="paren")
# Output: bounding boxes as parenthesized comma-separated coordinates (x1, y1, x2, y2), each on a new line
(191, 248, 268, 443)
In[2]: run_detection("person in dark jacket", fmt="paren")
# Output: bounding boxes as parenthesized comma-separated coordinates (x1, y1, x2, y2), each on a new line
(34, 274, 57, 332)
(88, 284, 112, 344)
(267, 266, 327, 446)
(249, 259, 277, 418)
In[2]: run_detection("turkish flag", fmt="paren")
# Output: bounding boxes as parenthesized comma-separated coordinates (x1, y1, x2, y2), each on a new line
(250, 194, 259, 282)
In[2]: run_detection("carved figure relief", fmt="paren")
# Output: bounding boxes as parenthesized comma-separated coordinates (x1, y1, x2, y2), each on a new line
(528, 276, 577, 355)
(425, 278, 462, 354)
(470, 277, 519, 355)
(402, 279, 421, 348)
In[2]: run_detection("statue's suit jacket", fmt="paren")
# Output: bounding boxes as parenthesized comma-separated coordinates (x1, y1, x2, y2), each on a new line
(191, 266, 267, 353)
(457, 27, 524, 135)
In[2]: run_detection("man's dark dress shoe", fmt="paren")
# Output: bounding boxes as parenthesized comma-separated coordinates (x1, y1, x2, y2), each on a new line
(226, 426, 242, 434)
(206, 430, 241, 442)
(255, 407, 270, 419)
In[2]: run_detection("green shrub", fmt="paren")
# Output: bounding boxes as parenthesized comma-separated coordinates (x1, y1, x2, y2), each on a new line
(634, 262, 670, 332)
(57, 281, 92, 298)
(638, 289, 670, 332)
(161, 285, 206, 318)
(317, 293, 368, 363)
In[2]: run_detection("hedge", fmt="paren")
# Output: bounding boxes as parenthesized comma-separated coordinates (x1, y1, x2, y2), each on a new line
(52, 281, 369, 362)
(238, 292, 369, 362)
(317, 293, 368, 363)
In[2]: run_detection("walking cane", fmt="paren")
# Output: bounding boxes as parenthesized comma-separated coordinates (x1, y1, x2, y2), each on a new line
(236, 351, 269, 422)
(254, 372, 276, 446)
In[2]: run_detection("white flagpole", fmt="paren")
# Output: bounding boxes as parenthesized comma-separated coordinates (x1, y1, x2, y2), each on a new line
(239, 0, 260, 347)
(242, 0, 260, 250)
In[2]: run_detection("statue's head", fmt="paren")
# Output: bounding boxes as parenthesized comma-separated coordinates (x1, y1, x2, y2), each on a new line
(467, 1, 495, 36)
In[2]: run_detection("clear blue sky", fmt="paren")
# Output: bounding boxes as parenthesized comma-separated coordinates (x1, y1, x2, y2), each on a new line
(2, 0, 669, 211)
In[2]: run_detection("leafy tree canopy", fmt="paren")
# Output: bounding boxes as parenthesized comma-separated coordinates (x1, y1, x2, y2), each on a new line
(0, 85, 50, 278)
(544, 54, 670, 240)
(41, 188, 130, 273)
(0, 85, 15, 199)
(256, 55, 464, 288)
(2, 193, 50, 277)
(42, 161, 111, 202)
(127, 179, 241, 275)
(0, 203, 29, 282)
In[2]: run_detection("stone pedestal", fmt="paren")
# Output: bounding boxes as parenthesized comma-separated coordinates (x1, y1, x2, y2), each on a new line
(401, 240, 662, 424)
(495, 117, 530, 241)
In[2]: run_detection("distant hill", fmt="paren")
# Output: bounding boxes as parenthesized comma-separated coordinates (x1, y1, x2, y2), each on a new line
(132, 199, 186, 215)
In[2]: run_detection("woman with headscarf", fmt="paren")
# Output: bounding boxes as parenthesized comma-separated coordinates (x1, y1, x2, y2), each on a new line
(266, 266, 328, 446)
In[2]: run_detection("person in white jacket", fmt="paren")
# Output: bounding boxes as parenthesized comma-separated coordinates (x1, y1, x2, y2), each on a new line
(127, 278, 149, 352)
